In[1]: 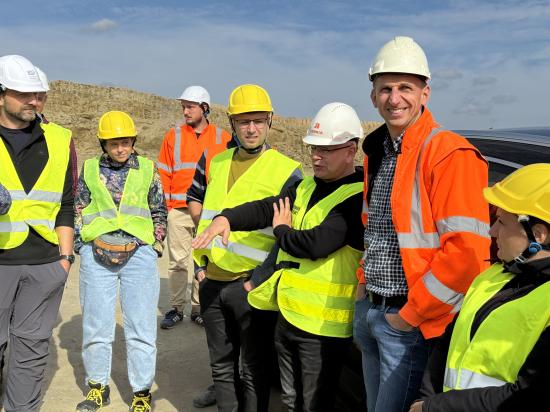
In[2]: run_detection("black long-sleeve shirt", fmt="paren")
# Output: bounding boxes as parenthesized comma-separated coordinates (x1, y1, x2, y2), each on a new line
(0, 119, 74, 265)
(221, 168, 364, 261)
(420, 257, 550, 412)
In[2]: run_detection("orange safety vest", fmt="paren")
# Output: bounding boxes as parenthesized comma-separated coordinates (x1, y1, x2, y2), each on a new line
(157, 123, 231, 209)
(360, 108, 491, 339)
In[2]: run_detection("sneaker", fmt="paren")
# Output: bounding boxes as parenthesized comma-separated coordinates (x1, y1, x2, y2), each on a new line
(193, 384, 216, 408)
(76, 381, 110, 412)
(130, 390, 152, 412)
(160, 308, 184, 329)
(190, 311, 204, 326)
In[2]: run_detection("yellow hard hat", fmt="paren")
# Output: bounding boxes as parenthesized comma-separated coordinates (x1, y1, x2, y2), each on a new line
(483, 163, 550, 224)
(97, 111, 137, 139)
(227, 84, 273, 116)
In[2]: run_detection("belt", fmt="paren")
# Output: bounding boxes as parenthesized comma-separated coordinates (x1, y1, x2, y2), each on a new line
(367, 291, 407, 308)
(93, 238, 137, 252)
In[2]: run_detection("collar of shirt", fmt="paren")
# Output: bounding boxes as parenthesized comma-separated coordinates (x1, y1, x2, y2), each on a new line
(99, 152, 140, 169)
(383, 131, 404, 156)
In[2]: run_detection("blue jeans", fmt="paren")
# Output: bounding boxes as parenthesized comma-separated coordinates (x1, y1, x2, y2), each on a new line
(79, 244, 160, 392)
(353, 297, 429, 412)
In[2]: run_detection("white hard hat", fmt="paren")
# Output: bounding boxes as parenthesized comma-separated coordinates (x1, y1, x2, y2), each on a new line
(178, 85, 210, 106)
(369, 36, 430, 81)
(35, 66, 50, 92)
(0, 55, 47, 93)
(303, 102, 364, 146)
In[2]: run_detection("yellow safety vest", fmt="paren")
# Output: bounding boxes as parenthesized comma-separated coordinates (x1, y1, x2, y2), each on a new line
(81, 155, 155, 244)
(0, 122, 71, 249)
(194, 148, 301, 273)
(444, 263, 550, 391)
(248, 177, 363, 338)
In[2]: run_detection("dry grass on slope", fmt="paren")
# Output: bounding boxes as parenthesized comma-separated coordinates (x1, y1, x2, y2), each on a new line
(45, 81, 380, 173)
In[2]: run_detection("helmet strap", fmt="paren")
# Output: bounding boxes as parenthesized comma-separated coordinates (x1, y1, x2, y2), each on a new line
(235, 136, 265, 154)
(230, 115, 270, 155)
(513, 215, 549, 263)
(201, 103, 210, 118)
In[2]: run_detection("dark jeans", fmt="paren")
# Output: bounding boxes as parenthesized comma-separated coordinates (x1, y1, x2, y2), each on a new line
(0, 262, 68, 412)
(199, 278, 273, 412)
(275, 315, 351, 412)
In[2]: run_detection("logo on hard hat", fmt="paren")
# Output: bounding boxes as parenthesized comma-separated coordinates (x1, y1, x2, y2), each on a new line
(309, 122, 323, 136)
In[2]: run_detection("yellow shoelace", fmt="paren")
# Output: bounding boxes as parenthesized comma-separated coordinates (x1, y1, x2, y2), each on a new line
(131, 395, 151, 412)
(85, 387, 105, 406)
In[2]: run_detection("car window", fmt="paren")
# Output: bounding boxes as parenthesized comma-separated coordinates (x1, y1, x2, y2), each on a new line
(468, 139, 550, 166)
(486, 162, 516, 185)
(467, 137, 550, 185)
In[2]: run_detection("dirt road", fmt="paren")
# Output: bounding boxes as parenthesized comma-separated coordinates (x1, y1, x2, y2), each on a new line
(35, 254, 215, 412)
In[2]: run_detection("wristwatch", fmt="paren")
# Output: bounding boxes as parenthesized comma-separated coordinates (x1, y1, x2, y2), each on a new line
(60, 254, 75, 264)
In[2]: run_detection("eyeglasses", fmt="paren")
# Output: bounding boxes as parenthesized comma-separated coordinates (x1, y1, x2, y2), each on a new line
(8, 90, 41, 102)
(235, 118, 270, 129)
(306, 143, 355, 155)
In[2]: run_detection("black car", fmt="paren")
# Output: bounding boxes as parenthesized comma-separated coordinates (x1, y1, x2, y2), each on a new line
(459, 128, 550, 184)
(336, 128, 550, 412)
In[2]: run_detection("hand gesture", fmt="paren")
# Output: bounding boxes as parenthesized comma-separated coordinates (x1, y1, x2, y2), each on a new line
(273, 197, 292, 229)
(192, 216, 231, 249)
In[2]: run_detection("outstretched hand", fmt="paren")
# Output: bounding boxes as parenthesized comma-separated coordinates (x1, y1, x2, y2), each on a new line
(192, 216, 231, 249)
(273, 197, 292, 229)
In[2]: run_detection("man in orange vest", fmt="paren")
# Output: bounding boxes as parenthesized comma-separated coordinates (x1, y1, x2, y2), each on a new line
(353, 36, 491, 412)
(157, 86, 231, 329)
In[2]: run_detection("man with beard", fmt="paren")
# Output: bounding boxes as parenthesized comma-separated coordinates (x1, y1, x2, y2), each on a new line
(0, 54, 74, 411)
(157, 86, 232, 329)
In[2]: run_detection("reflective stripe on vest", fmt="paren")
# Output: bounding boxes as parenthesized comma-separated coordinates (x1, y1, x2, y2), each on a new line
(443, 264, 550, 391)
(259, 178, 362, 338)
(172, 127, 223, 172)
(173, 126, 196, 171)
(168, 193, 187, 201)
(397, 128, 490, 249)
(444, 367, 506, 390)
(156, 160, 172, 174)
(162, 126, 229, 209)
(82, 204, 151, 225)
(200, 209, 219, 220)
(206, 237, 270, 262)
(81, 156, 155, 244)
(194, 148, 302, 272)
(0, 122, 71, 248)
(397, 127, 490, 311)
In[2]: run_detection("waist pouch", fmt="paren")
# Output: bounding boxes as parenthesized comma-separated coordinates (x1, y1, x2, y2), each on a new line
(92, 236, 138, 267)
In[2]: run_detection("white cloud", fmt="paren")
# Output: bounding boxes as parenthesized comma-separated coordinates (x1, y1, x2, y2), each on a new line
(85, 18, 117, 33)
(2, 0, 549, 130)
(453, 100, 491, 116)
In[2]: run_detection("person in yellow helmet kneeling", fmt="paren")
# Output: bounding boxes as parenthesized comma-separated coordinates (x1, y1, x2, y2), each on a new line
(74, 111, 167, 412)
(410, 163, 550, 412)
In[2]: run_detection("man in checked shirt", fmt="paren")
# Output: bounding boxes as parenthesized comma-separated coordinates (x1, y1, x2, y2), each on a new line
(353, 36, 491, 412)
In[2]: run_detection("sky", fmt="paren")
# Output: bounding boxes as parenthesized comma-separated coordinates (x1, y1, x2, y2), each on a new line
(2, 0, 549, 129)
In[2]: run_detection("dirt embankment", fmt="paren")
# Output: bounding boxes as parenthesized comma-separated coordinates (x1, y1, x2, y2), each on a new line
(45, 81, 380, 172)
